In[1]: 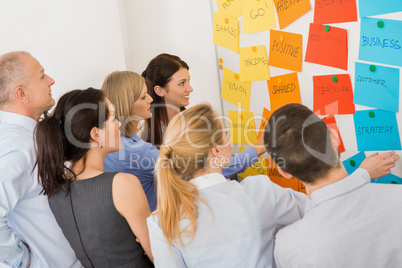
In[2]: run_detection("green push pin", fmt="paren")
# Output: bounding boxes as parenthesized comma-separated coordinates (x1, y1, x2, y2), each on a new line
(350, 160, 356, 167)
(377, 21, 384, 28)
(325, 25, 330, 32)
(369, 111, 375, 118)
(332, 76, 338, 83)
(369, 65, 376, 72)
(391, 181, 398, 184)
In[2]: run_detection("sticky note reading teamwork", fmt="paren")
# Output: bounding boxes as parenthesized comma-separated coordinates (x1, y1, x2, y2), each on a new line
(273, 0, 311, 29)
(358, 0, 402, 17)
(221, 68, 251, 111)
(354, 62, 400, 113)
(243, 0, 276, 34)
(216, 0, 243, 19)
(305, 23, 348, 70)
(354, 109, 401, 151)
(314, 0, 357, 24)
(359, 18, 402, 68)
(268, 72, 301, 112)
(239, 45, 270, 82)
(213, 12, 239, 53)
(228, 110, 258, 145)
(269, 30, 303, 72)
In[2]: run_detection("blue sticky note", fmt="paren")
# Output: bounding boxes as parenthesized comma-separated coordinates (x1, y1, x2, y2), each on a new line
(354, 109, 401, 151)
(359, 0, 402, 17)
(374, 173, 402, 184)
(343, 152, 366, 175)
(359, 18, 402, 67)
(354, 62, 400, 113)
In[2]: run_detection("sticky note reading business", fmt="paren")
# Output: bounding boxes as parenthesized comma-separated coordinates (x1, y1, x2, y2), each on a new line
(268, 72, 301, 112)
(228, 110, 258, 145)
(313, 74, 355, 115)
(305, 23, 348, 70)
(213, 12, 239, 53)
(243, 0, 276, 34)
(216, 0, 243, 19)
(269, 30, 303, 72)
(354, 62, 400, 113)
(257, 107, 272, 139)
(221, 68, 251, 111)
(342, 152, 366, 175)
(314, 0, 357, 24)
(358, 0, 402, 17)
(239, 45, 270, 82)
(354, 109, 401, 151)
(322, 116, 345, 153)
(359, 18, 402, 67)
(273, 0, 311, 29)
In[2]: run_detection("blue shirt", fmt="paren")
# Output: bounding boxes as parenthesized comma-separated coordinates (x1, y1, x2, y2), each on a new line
(0, 111, 81, 268)
(104, 133, 259, 211)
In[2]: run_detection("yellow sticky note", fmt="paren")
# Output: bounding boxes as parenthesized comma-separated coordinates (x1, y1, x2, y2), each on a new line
(221, 68, 251, 111)
(238, 154, 268, 179)
(213, 12, 239, 53)
(228, 110, 257, 145)
(243, 0, 277, 34)
(273, 0, 311, 29)
(216, 0, 243, 19)
(269, 30, 303, 72)
(239, 45, 270, 82)
(268, 72, 301, 112)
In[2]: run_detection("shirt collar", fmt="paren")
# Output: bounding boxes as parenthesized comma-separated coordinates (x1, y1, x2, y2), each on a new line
(0, 110, 37, 133)
(190, 172, 227, 190)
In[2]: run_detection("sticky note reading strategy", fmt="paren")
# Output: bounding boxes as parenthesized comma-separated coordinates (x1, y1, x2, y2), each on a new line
(269, 30, 303, 72)
(305, 24, 348, 70)
(273, 0, 311, 29)
(358, 0, 402, 17)
(243, 0, 276, 34)
(213, 12, 239, 53)
(228, 110, 257, 145)
(359, 18, 402, 68)
(221, 68, 251, 111)
(268, 72, 301, 112)
(354, 62, 400, 113)
(314, 0, 357, 24)
(239, 45, 270, 82)
(216, 0, 243, 19)
(354, 109, 401, 151)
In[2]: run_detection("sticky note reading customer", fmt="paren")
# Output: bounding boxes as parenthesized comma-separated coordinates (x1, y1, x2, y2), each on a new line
(239, 45, 270, 81)
(216, 0, 243, 19)
(314, 0, 357, 24)
(213, 12, 239, 53)
(269, 30, 303, 72)
(228, 110, 258, 145)
(221, 68, 251, 111)
(273, 0, 311, 29)
(243, 0, 276, 34)
(268, 72, 301, 112)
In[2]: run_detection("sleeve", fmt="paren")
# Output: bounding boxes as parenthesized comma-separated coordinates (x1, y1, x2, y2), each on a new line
(222, 146, 259, 178)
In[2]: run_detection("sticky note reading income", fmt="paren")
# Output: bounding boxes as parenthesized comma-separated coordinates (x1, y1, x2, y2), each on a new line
(213, 12, 239, 53)
(221, 68, 251, 111)
(216, 0, 243, 19)
(228, 110, 258, 145)
(268, 72, 301, 112)
(265, 157, 305, 193)
(359, 0, 402, 17)
(257, 107, 272, 139)
(313, 74, 355, 115)
(314, 0, 357, 24)
(273, 0, 311, 29)
(342, 152, 366, 175)
(359, 18, 402, 68)
(305, 23, 348, 70)
(243, 0, 276, 34)
(269, 30, 303, 72)
(239, 45, 270, 82)
(322, 116, 345, 153)
(354, 109, 401, 151)
(354, 62, 400, 113)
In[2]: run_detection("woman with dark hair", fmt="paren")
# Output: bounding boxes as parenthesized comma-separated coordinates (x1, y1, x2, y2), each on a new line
(35, 88, 154, 267)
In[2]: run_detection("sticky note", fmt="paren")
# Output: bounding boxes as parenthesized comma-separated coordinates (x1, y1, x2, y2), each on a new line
(322, 116, 345, 153)
(354, 109, 401, 151)
(354, 62, 400, 113)
(228, 110, 258, 145)
(269, 30, 303, 72)
(239, 45, 270, 82)
(238, 155, 268, 179)
(268, 72, 301, 112)
(265, 157, 304, 193)
(305, 23, 348, 70)
(257, 107, 272, 140)
(221, 68, 252, 111)
(243, 0, 276, 34)
(273, 0, 311, 29)
(213, 12, 239, 53)
(359, 18, 402, 68)
(216, 0, 243, 19)
(375, 173, 402, 184)
(314, 0, 357, 24)
(358, 0, 402, 17)
(342, 152, 366, 175)
(313, 74, 355, 115)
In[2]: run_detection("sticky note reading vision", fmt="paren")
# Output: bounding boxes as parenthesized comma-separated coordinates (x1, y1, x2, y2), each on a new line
(273, 0, 311, 29)
(322, 116, 345, 153)
(213, 12, 239, 53)
(221, 68, 251, 111)
(228, 110, 258, 145)
(216, 0, 243, 19)
(269, 30, 303, 72)
(268, 72, 301, 112)
(314, 0, 357, 24)
(358, 0, 402, 17)
(257, 107, 272, 140)
(342, 152, 366, 175)
(243, 0, 276, 34)
(239, 45, 270, 82)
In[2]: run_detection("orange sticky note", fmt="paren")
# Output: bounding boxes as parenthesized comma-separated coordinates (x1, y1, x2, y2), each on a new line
(305, 23, 348, 70)
(269, 30, 303, 72)
(228, 110, 258, 145)
(216, 0, 243, 19)
(243, 0, 277, 34)
(314, 0, 357, 24)
(213, 12, 239, 53)
(313, 74, 355, 115)
(239, 45, 270, 81)
(265, 157, 301, 192)
(257, 108, 272, 140)
(268, 72, 301, 112)
(273, 0, 311, 29)
(221, 68, 251, 111)
(322, 116, 345, 153)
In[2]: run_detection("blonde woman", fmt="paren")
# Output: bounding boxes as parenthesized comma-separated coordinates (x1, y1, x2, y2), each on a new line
(147, 103, 310, 267)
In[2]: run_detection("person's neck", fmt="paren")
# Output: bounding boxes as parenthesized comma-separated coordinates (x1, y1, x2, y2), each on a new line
(191, 166, 223, 180)
(166, 105, 180, 123)
(72, 148, 107, 180)
(1, 104, 41, 121)
(304, 165, 349, 197)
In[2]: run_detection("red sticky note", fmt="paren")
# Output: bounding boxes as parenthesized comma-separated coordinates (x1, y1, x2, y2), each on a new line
(305, 23, 348, 70)
(322, 116, 345, 153)
(314, 0, 357, 24)
(257, 108, 272, 140)
(313, 74, 355, 115)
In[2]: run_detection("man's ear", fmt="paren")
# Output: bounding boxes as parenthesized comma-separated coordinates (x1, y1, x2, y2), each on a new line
(277, 167, 293, 178)
(329, 128, 340, 149)
(15, 86, 29, 104)
(154, 85, 165, 97)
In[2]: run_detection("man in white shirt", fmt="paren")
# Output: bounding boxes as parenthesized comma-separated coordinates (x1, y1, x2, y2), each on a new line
(0, 51, 81, 267)
(264, 103, 401, 268)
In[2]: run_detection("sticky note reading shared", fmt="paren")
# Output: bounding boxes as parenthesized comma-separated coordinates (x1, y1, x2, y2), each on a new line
(243, 0, 276, 34)
(213, 12, 239, 53)
(216, 0, 243, 19)
(269, 30, 303, 72)
(239, 45, 270, 82)
(268, 72, 301, 112)
(228, 110, 258, 145)
(221, 68, 251, 111)
(273, 0, 311, 29)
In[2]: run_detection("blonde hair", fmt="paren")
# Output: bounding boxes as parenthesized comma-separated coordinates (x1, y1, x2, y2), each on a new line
(155, 103, 224, 247)
(102, 71, 145, 137)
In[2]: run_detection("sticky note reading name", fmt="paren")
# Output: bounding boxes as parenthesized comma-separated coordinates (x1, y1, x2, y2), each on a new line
(221, 68, 251, 111)
(273, 0, 311, 29)
(213, 12, 239, 53)
(243, 0, 276, 34)
(239, 45, 270, 82)
(342, 152, 366, 175)
(322, 116, 345, 153)
(269, 30, 303, 72)
(314, 0, 357, 24)
(354, 62, 400, 113)
(305, 23, 348, 70)
(313, 74, 355, 115)
(257, 107, 272, 140)
(359, 18, 402, 68)
(268, 72, 301, 112)
(265, 157, 306, 193)
(216, 0, 243, 19)
(358, 0, 402, 17)
(354, 109, 401, 151)
(228, 110, 258, 145)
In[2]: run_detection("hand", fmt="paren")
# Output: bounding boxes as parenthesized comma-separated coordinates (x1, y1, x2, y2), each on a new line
(251, 134, 267, 156)
(359, 151, 400, 180)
